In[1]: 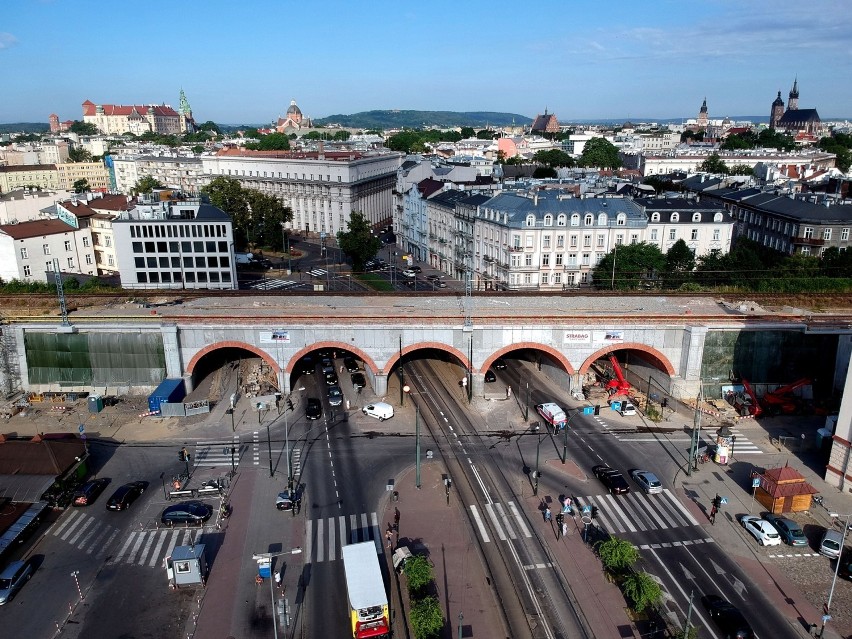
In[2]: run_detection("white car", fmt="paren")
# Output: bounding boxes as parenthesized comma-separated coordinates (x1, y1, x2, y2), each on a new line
(401, 269, 416, 278)
(362, 402, 394, 421)
(629, 470, 662, 494)
(740, 515, 782, 546)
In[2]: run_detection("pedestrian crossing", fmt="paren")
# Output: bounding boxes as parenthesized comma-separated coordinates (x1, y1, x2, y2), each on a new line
(306, 268, 327, 278)
(249, 278, 299, 291)
(469, 489, 702, 544)
(48, 509, 208, 568)
(193, 436, 242, 468)
(304, 512, 382, 563)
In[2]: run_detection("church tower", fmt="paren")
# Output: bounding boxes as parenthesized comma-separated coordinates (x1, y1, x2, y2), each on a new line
(770, 91, 785, 129)
(787, 78, 799, 111)
(697, 98, 708, 128)
(178, 89, 196, 133)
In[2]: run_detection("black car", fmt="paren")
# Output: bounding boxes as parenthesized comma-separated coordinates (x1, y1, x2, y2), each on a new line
(72, 478, 110, 507)
(344, 356, 359, 373)
(325, 371, 339, 386)
(410, 266, 422, 273)
(351, 372, 366, 390)
(592, 465, 630, 495)
(306, 398, 322, 420)
(426, 274, 440, 281)
(493, 358, 507, 370)
(106, 481, 147, 511)
(484, 369, 496, 383)
(838, 548, 852, 581)
(701, 595, 754, 638)
(160, 501, 213, 527)
(300, 355, 314, 374)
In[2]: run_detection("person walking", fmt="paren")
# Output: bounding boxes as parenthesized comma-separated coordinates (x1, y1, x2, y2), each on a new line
(709, 505, 717, 525)
(394, 507, 400, 530)
(274, 570, 282, 589)
(544, 507, 552, 523)
(385, 527, 393, 549)
(506, 386, 512, 398)
(556, 512, 564, 537)
(562, 521, 568, 538)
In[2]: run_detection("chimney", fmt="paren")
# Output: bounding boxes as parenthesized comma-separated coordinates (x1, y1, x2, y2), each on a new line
(318, 140, 325, 160)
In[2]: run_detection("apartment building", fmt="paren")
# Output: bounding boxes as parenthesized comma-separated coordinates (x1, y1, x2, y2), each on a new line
(112, 154, 204, 194)
(636, 197, 734, 256)
(111, 194, 237, 290)
(0, 141, 69, 166)
(56, 162, 110, 192)
(0, 218, 96, 283)
(639, 149, 836, 177)
(200, 149, 401, 235)
(0, 189, 73, 224)
(82, 100, 191, 135)
(55, 193, 135, 275)
(0, 165, 60, 192)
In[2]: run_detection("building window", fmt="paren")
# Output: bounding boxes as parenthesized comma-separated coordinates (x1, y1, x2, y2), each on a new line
(630, 234, 638, 244)
(582, 253, 590, 265)
(526, 215, 535, 227)
(45, 261, 53, 272)
(670, 212, 679, 222)
(616, 214, 626, 226)
(801, 247, 811, 256)
(23, 265, 31, 277)
(823, 228, 832, 241)
(525, 234, 533, 248)
(583, 235, 592, 248)
(803, 227, 814, 239)
(650, 229, 658, 241)
(841, 228, 849, 241)
(556, 235, 564, 248)
(544, 214, 553, 226)
(651, 212, 660, 222)
(692, 213, 701, 222)
(669, 229, 676, 241)
(43, 244, 50, 255)
(584, 214, 593, 226)
(525, 254, 533, 267)
(615, 234, 624, 245)
(555, 253, 563, 266)
(596, 235, 605, 248)
(571, 214, 580, 227)
(557, 214, 566, 227)
(541, 272, 549, 284)
(64, 240, 71, 251)
(542, 235, 551, 249)
(20, 247, 28, 259)
(85, 254, 93, 265)
(691, 229, 699, 241)
(542, 254, 550, 266)
(105, 236, 112, 248)
(713, 229, 720, 241)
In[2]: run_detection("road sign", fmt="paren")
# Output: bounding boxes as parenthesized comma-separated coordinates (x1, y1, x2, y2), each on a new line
(752, 477, 760, 488)
(582, 504, 592, 515)
(78, 423, 85, 433)
(720, 497, 728, 505)
(582, 406, 595, 415)
(610, 401, 621, 411)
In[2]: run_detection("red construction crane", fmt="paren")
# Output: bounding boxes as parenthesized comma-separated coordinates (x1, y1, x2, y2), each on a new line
(761, 378, 811, 415)
(604, 354, 631, 395)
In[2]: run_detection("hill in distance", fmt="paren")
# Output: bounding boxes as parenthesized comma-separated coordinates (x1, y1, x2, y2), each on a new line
(0, 122, 50, 134)
(314, 110, 532, 129)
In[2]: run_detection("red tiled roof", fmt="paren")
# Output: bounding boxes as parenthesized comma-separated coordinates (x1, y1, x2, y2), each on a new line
(82, 102, 179, 117)
(417, 178, 445, 198)
(0, 434, 86, 475)
(0, 218, 76, 240)
(58, 194, 134, 217)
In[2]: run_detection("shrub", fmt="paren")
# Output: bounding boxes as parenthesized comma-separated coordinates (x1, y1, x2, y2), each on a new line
(403, 555, 433, 596)
(622, 571, 663, 613)
(409, 595, 443, 639)
(596, 537, 639, 572)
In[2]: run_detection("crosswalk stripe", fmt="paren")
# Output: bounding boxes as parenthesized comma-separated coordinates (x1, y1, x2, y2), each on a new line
(624, 494, 655, 531)
(508, 501, 532, 538)
(84, 523, 111, 553)
(60, 512, 86, 541)
(137, 530, 158, 565)
(605, 494, 639, 533)
(653, 492, 691, 528)
(126, 531, 147, 563)
(485, 503, 507, 541)
(68, 516, 95, 545)
(339, 516, 347, 553)
(149, 530, 170, 567)
(494, 503, 516, 540)
(52, 510, 80, 537)
(469, 505, 490, 543)
(113, 531, 137, 564)
(662, 489, 700, 526)
(349, 514, 358, 544)
(360, 513, 369, 543)
(96, 528, 119, 557)
(164, 529, 181, 561)
(316, 518, 324, 563)
(77, 518, 102, 550)
(639, 496, 670, 529)
(305, 519, 313, 566)
(327, 518, 336, 562)
(370, 513, 382, 554)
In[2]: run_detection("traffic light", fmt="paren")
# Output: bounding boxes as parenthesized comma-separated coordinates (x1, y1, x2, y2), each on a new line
(594, 405, 600, 416)
(591, 505, 599, 520)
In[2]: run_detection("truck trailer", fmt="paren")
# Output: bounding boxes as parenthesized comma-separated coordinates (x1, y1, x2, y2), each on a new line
(342, 542, 389, 639)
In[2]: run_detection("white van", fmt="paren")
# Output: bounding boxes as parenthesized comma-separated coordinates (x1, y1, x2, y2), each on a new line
(535, 403, 567, 430)
(619, 401, 637, 417)
(362, 402, 394, 421)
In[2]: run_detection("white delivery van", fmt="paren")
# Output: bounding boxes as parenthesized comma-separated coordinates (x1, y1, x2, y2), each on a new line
(362, 402, 394, 421)
(535, 402, 567, 430)
(619, 401, 637, 416)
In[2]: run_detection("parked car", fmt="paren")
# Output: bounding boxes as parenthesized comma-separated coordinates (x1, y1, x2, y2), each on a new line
(701, 594, 754, 639)
(838, 548, 852, 581)
(740, 515, 782, 546)
(433, 280, 448, 288)
(306, 398, 322, 420)
(351, 372, 366, 390)
(106, 481, 147, 511)
(300, 355, 314, 374)
(484, 369, 496, 383)
(72, 478, 110, 507)
(493, 358, 507, 370)
(344, 356, 359, 373)
(592, 465, 630, 495)
(425, 274, 440, 281)
(401, 269, 416, 278)
(819, 528, 844, 558)
(327, 385, 343, 407)
(0, 559, 34, 605)
(629, 470, 662, 494)
(618, 401, 637, 416)
(160, 501, 213, 527)
(363, 402, 394, 421)
(410, 265, 422, 273)
(764, 514, 807, 547)
(325, 371, 339, 386)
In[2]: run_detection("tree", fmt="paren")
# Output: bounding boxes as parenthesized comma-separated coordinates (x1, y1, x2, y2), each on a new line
(698, 153, 728, 174)
(596, 537, 639, 572)
(459, 127, 475, 139)
(72, 178, 90, 193)
(133, 175, 164, 195)
(246, 132, 291, 151)
(579, 138, 621, 169)
(728, 164, 754, 176)
(403, 556, 433, 596)
(385, 130, 427, 154)
(680, 130, 704, 143)
(592, 243, 666, 290)
(622, 571, 663, 613)
(68, 146, 93, 163)
(818, 134, 852, 173)
(532, 166, 557, 179)
(409, 596, 443, 639)
(664, 239, 695, 288)
(532, 149, 575, 168)
(245, 190, 293, 249)
(191, 145, 204, 154)
(332, 130, 351, 141)
(338, 211, 380, 272)
(476, 129, 496, 140)
(202, 177, 252, 248)
(198, 120, 221, 134)
(69, 120, 98, 135)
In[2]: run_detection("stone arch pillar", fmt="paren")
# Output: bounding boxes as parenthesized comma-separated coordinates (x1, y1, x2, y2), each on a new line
(373, 373, 388, 397)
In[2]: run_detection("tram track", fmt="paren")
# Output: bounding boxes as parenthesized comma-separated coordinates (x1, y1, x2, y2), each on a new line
(404, 359, 593, 639)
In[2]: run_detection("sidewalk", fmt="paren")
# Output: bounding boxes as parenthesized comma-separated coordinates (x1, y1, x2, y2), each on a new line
(382, 462, 505, 639)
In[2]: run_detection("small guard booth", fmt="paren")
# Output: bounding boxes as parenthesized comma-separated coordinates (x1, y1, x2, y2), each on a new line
(752, 465, 818, 514)
(165, 544, 207, 588)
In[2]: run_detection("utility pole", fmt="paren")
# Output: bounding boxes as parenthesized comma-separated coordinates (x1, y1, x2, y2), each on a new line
(688, 383, 702, 476)
(415, 404, 421, 489)
(682, 590, 694, 639)
(534, 432, 542, 496)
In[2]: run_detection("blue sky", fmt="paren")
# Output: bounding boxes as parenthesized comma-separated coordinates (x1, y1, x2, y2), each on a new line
(2, 0, 850, 125)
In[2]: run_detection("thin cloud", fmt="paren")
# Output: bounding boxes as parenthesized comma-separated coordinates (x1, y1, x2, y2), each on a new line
(0, 33, 17, 50)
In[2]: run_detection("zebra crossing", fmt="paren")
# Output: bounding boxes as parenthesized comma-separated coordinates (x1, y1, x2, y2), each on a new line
(470, 489, 702, 544)
(306, 268, 327, 278)
(704, 426, 762, 455)
(304, 512, 382, 563)
(49, 509, 207, 568)
(249, 278, 299, 291)
(193, 436, 242, 468)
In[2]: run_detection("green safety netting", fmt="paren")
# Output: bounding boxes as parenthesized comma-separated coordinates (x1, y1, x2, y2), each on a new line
(24, 331, 166, 386)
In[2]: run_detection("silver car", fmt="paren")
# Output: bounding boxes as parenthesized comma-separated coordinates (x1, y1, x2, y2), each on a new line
(327, 385, 343, 407)
(629, 470, 662, 494)
(0, 560, 33, 605)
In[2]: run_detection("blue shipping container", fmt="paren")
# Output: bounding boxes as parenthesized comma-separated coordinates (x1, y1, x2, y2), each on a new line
(148, 378, 186, 413)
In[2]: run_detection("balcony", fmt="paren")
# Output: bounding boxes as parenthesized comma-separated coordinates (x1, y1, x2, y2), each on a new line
(792, 237, 826, 246)
(509, 246, 523, 252)
(483, 255, 495, 263)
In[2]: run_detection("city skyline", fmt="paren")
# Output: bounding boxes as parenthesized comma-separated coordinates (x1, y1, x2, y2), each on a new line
(2, 0, 851, 125)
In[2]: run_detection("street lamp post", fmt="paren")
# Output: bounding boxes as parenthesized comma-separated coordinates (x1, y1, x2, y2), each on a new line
(403, 385, 421, 489)
(610, 243, 618, 290)
(252, 547, 303, 639)
(821, 512, 851, 638)
(534, 431, 542, 496)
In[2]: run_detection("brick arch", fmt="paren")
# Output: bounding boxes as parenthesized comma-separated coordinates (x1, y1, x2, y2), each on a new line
(287, 341, 380, 376)
(481, 342, 575, 375)
(186, 340, 279, 374)
(382, 341, 469, 375)
(578, 343, 675, 376)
